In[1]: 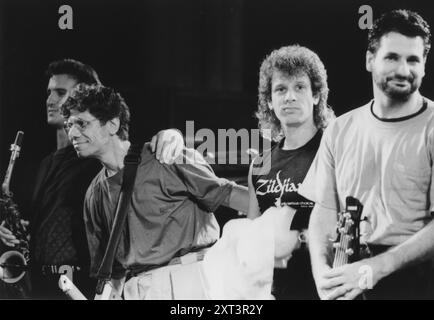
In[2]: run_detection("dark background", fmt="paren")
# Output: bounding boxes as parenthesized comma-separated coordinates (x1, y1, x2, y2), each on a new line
(1, 0, 434, 218)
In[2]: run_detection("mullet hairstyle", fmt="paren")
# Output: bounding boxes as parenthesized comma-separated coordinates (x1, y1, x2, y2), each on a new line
(256, 45, 335, 141)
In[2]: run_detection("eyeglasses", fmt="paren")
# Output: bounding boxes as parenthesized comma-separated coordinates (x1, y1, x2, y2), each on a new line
(64, 118, 99, 133)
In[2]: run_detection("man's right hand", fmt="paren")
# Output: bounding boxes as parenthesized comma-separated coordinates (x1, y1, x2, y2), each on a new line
(313, 264, 339, 300)
(0, 221, 19, 247)
(150, 129, 184, 164)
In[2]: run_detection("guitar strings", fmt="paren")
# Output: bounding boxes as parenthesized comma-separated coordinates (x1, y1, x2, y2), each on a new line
(338, 220, 351, 266)
(334, 219, 351, 267)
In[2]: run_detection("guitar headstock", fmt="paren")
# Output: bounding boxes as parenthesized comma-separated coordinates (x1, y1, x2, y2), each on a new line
(332, 196, 364, 268)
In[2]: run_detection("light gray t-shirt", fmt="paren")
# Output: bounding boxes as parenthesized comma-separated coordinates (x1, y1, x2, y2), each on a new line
(84, 143, 233, 278)
(299, 98, 434, 246)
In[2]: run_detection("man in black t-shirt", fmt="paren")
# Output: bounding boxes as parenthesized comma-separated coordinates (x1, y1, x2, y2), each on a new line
(248, 45, 335, 299)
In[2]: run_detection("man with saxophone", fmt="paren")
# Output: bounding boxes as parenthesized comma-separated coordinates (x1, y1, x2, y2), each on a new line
(0, 59, 185, 299)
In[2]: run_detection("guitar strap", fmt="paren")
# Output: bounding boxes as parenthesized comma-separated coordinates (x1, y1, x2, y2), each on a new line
(95, 143, 142, 295)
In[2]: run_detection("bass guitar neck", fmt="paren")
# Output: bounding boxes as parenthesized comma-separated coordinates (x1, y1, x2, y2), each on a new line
(332, 196, 364, 268)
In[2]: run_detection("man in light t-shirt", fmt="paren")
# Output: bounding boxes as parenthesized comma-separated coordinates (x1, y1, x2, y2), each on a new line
(299, 9, 434, 299)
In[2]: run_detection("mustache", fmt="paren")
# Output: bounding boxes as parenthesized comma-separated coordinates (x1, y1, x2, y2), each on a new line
(387, 75, 414, 82)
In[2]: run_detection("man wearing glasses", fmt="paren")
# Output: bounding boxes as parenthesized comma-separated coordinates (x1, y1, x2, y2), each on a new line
(61, 84, 248, 299)
(0, 59, 184, 299)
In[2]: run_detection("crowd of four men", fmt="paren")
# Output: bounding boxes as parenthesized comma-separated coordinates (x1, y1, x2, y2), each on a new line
(1, 9, 434, 299)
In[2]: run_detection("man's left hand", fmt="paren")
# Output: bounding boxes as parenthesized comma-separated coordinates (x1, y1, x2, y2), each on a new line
(150, 129, 184, 164)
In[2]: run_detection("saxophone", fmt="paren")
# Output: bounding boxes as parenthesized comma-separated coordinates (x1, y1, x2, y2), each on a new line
(0, 131, 29, 285)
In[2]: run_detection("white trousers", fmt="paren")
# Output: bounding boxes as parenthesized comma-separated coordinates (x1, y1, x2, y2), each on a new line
(123, 252, 209, 300)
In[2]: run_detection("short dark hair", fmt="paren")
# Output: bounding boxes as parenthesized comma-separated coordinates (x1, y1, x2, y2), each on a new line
(256, 45, 335, 141)
(46, 58, 102, 85)
(61, 84, 130, 140)
(368, 9, 431, 56)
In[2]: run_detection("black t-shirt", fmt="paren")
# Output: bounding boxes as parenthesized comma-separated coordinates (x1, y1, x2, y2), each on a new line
(251, 131, 322, 300)
(252, 131, 321, 230)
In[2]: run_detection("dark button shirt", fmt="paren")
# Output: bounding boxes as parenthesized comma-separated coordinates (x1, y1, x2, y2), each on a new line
(30, 145, 101, 267)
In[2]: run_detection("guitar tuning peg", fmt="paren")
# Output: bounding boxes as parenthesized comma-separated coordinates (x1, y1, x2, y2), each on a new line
(333, 243, 340, 249)
(345, 248, 354, 256)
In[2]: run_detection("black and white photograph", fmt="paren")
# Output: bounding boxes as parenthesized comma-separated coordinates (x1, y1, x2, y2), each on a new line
(0, 0, 434, 306)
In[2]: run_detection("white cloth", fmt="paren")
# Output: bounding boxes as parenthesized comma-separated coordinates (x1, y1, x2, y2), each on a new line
(201, 206, 299, 299)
